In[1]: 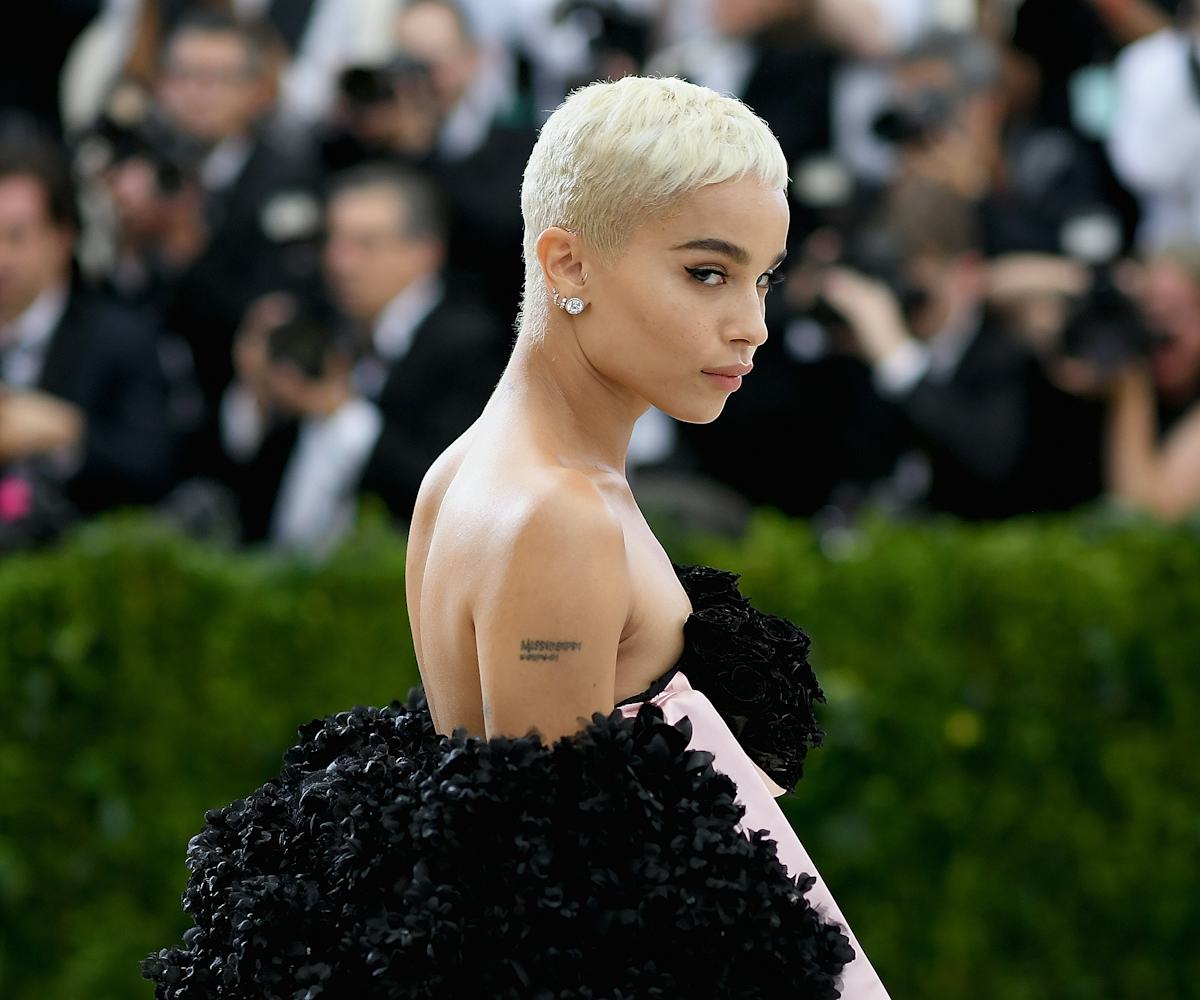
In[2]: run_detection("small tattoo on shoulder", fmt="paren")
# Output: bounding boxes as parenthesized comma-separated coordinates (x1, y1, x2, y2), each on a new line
(519, 638, 583, 662)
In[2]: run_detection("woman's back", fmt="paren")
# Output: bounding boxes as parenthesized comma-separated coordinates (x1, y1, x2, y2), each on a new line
(406, 386, 693, 741)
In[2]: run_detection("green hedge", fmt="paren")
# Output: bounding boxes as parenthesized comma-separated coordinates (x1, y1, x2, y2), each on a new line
(2, 511, 1198, 999)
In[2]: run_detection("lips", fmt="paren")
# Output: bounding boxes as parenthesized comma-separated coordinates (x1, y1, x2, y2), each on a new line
(701, 363, 753, 377)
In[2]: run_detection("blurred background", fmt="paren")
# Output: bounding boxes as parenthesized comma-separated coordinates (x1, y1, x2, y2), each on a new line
(1, 0, 1198, 997)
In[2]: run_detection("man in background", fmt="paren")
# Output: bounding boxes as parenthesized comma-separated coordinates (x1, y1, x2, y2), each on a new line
(0, 125, 171, 523)
(321, 0, 534, 325)
(823, 180, 1106, 517)
(155, 11, 321, 416)
(220, 162, 506, 540)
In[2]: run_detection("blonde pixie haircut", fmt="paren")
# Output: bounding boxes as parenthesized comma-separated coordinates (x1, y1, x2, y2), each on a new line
(517, 75, 790, 342)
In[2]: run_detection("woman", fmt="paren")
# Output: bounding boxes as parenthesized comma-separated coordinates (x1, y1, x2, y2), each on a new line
(144, 77, 890, 999)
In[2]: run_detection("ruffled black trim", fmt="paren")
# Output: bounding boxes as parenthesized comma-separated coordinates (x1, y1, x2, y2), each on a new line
(144, 691, 853, 998)
(672, 564, 826, 794)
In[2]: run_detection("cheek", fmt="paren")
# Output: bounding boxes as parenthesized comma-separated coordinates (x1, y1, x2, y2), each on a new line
(30, 235, 64, 276)
(371, 251, 409, 292)
(613, 281, 704, 355)
(323, 246, 349, 277)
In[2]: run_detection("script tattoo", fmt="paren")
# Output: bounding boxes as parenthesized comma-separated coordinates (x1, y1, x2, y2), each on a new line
(519, 639, 583, 662)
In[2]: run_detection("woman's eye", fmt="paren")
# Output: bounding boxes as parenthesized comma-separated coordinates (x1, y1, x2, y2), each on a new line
(685, 267, 726, 285)
(758, 270, 785, 289)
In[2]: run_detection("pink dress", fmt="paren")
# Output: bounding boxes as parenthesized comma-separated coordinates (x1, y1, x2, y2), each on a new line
(619, 669, 891, 999)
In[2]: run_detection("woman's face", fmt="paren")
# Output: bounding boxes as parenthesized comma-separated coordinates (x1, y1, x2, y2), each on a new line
(579, 176, 789, 424)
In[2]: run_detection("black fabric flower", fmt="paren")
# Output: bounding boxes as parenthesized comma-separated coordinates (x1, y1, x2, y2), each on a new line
(144, 690, 853, 998)
(672, 563, 827, 794)
(690, 601, 752, 633)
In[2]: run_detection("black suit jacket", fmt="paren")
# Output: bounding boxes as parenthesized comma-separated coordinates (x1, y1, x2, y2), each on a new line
(883, 314, 1104, 518)
(359, 290, 509, 520)
(739, 35, 835, 169)
(437, 123, 537, 327)
(231, 416, 301, 545)
(36, 291, 173, 513)
(677, 320, 893, 518)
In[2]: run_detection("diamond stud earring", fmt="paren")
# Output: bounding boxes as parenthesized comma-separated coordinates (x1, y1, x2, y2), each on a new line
(552, 288, 587, 315)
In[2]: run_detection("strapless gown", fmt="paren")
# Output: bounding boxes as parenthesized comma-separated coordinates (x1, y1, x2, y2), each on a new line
(144, 564, 890, 999)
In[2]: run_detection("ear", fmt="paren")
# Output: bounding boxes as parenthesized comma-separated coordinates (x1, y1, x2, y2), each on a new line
(536, 226, 589, 298)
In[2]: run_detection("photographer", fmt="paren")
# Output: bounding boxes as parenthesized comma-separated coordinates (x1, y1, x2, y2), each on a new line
(321, 0, 534, 324)
(153, 12, 322, 417)
(1103, 249, 1200, 519)
(221, 294, 381, 554)
(223, 162, 506, 534)
(0, 122, 172, 536)
(819, 180, 1105, 518)
(979, 238, 1200, 519)
(875, 29, 1118, 258)
(92, 102, 208, 309)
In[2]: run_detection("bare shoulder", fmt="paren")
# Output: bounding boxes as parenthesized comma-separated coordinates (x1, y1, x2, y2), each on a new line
(475, 467, 632, 625)
(500, 469, 624, 566)
(406, 427, 477, 667)
(473, 468, 634, 743)
(412, 428, 476, 533)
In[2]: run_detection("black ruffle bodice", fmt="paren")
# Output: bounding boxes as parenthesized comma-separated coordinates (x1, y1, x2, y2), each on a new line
(142, 563, 850, 999)
(617, 563, 826, 795)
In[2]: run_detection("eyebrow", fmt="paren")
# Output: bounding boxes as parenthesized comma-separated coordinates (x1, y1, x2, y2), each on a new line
(671, 238, 788, 268)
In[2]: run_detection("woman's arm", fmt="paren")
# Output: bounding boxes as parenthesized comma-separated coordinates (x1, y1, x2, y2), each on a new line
(1107, 368, 1200, 519)
(474, 472, 632, 744)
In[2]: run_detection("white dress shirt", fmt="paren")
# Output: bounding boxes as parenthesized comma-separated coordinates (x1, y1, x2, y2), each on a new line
(269, 396, 384, 555)
(352, 275, 444, 400)
(269, 277, 445, 555)
(1107, 28, 1200, 250)
(220, 384, 386, 556)
(220, 278, 445, 555)
(0, 284, 69, 389)
(872, 306, 982, 399)
(200, 136, 254, 194)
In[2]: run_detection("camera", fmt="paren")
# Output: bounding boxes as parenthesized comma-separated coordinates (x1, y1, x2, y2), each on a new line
(1057, 269, 1157, 372)
(790, 221, 931, 344)
(337, 54, 434, 109)
(265, 310, 351, 381)
(1055, 209, 1155, 371)
(872, 30, 1000, 148)
(87, 103, 205, 195)
(873, 87, 961, 147)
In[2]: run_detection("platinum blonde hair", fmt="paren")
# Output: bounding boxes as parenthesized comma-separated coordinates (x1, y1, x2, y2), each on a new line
(517, 75, 790, 342)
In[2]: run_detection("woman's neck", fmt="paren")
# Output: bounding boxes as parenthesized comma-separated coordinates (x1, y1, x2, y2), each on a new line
(497, 326, 648, 477)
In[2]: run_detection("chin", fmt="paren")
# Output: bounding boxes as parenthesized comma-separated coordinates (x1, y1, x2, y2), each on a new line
(656, 397, 727, 425)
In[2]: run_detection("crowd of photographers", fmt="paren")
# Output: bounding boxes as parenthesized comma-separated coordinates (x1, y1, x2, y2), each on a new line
(3, 0, 1200, 555)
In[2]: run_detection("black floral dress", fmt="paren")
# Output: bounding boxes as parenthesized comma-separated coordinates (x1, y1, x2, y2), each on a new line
(143, 565, 880, 999)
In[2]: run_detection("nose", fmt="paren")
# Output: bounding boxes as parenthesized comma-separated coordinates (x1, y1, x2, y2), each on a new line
(727, 288, 769, 350)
